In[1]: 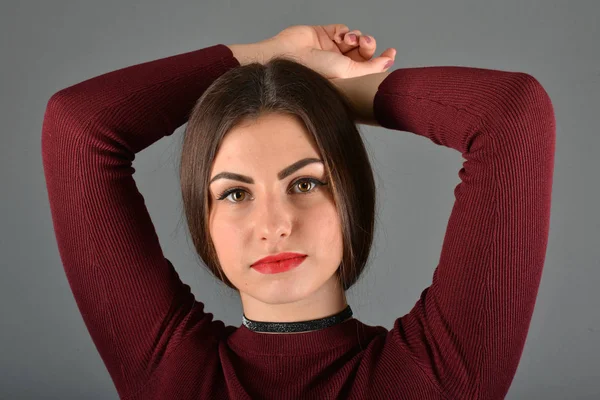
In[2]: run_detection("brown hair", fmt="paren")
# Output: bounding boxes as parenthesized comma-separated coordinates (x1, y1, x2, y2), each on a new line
(179, 57, 376, 291)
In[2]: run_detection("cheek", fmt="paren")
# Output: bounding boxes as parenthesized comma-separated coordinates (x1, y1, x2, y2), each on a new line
(307, 201, 343, 256)
(209, 209, 248, 266)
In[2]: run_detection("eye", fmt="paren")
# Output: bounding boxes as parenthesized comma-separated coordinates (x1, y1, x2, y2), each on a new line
(216, 177, 327, 204)
(289, 177, 325, 194)
(217, 188, 249, 203)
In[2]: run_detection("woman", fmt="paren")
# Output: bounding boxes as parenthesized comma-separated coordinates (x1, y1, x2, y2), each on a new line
(41, 24, 556, 399)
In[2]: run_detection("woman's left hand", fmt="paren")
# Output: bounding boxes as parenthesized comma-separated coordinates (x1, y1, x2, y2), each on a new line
(263, 24, 396, 80)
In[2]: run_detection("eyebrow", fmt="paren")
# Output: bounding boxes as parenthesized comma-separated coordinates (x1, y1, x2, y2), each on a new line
(209, 157, 323, 185)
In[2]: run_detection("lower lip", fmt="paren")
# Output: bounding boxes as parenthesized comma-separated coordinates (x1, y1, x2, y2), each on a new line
(251, 256, 307, 274)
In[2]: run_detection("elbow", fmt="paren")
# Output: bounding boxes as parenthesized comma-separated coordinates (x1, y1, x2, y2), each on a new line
(512, 73, 556, 139)
(41, 91, 69, 152)
(41, 89, 91, 150)
(487, 72, 556, 146)
(41, 91, 86, 171)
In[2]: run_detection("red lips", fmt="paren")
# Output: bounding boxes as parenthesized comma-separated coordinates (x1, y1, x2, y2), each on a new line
(251, 252, 307, 267)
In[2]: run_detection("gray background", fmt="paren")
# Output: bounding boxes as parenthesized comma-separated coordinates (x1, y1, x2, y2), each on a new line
(1, 0, 598, 398)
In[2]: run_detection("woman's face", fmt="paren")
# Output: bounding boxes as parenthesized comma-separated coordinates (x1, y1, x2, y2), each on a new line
(208, 113, 344, 311)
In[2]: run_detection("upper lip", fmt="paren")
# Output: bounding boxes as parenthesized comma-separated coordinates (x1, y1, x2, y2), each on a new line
(251, 252, 307, 266)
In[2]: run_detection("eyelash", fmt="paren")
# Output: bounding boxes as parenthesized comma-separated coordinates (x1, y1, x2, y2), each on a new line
(216, 177, 327, 204)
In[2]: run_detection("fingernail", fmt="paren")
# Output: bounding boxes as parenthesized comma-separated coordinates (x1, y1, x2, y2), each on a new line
(384, 59, 394, 69)
(364, 35, 372, 43)
(347, 34, 357, 43)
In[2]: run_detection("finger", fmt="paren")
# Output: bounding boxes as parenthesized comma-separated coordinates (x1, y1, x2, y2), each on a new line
(336, 29, 362, 53)
(358, 35, 376, 60)
(346, 48, 396, 78)
(380, 47, 396, 61)
(344, 35, 376, 61)
(343, 35, 377, 63)
(343, 30, 362, 46)
(322, 24, 350, 44)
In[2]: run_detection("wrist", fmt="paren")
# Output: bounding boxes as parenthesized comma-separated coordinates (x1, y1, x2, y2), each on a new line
(331, 72, 391, 126)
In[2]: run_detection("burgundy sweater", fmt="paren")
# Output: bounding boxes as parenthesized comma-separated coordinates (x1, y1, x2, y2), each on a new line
(41, 44, 555, 400)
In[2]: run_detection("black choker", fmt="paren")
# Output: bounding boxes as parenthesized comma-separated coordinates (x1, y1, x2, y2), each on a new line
(242, 305, 353, 333)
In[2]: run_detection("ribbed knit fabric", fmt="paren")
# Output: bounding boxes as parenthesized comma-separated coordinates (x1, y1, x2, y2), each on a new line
(41, 44, 556, 400)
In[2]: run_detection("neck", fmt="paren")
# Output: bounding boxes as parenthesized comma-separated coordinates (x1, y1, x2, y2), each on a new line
(239, 273, 347, 323)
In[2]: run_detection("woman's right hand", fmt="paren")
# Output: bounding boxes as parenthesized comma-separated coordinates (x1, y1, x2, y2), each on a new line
(230, 24, 396, 80)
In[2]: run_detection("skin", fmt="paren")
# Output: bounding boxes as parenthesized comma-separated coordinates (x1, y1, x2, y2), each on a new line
(227, 24, 396, 80)
(211, 24, 393, 332)
(208, 112, 350, 332)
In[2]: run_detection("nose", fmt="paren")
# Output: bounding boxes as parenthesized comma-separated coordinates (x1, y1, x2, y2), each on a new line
(255, 192, 293, 242)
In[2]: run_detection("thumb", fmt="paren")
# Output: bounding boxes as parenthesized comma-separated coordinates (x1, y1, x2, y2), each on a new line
(347, 48, 396, 78)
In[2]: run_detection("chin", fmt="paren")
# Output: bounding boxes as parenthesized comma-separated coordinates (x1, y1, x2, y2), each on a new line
(251, 280, 313, 305)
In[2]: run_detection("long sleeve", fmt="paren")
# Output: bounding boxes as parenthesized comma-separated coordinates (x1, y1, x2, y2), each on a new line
(41, 44, 241, 398)
(41, 41, 557, 399)
(373, 67, 556, 399)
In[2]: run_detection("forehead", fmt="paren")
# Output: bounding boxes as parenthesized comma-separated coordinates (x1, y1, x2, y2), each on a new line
(211, 113, 321, 170)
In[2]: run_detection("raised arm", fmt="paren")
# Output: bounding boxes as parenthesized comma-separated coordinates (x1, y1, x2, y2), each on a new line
(342, 66, 555, 399)
(40, 22, 395, 396)
(41, 43, 254, 398)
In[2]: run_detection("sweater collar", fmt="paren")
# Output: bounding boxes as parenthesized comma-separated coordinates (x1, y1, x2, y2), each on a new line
(226, 318, 384, 356)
